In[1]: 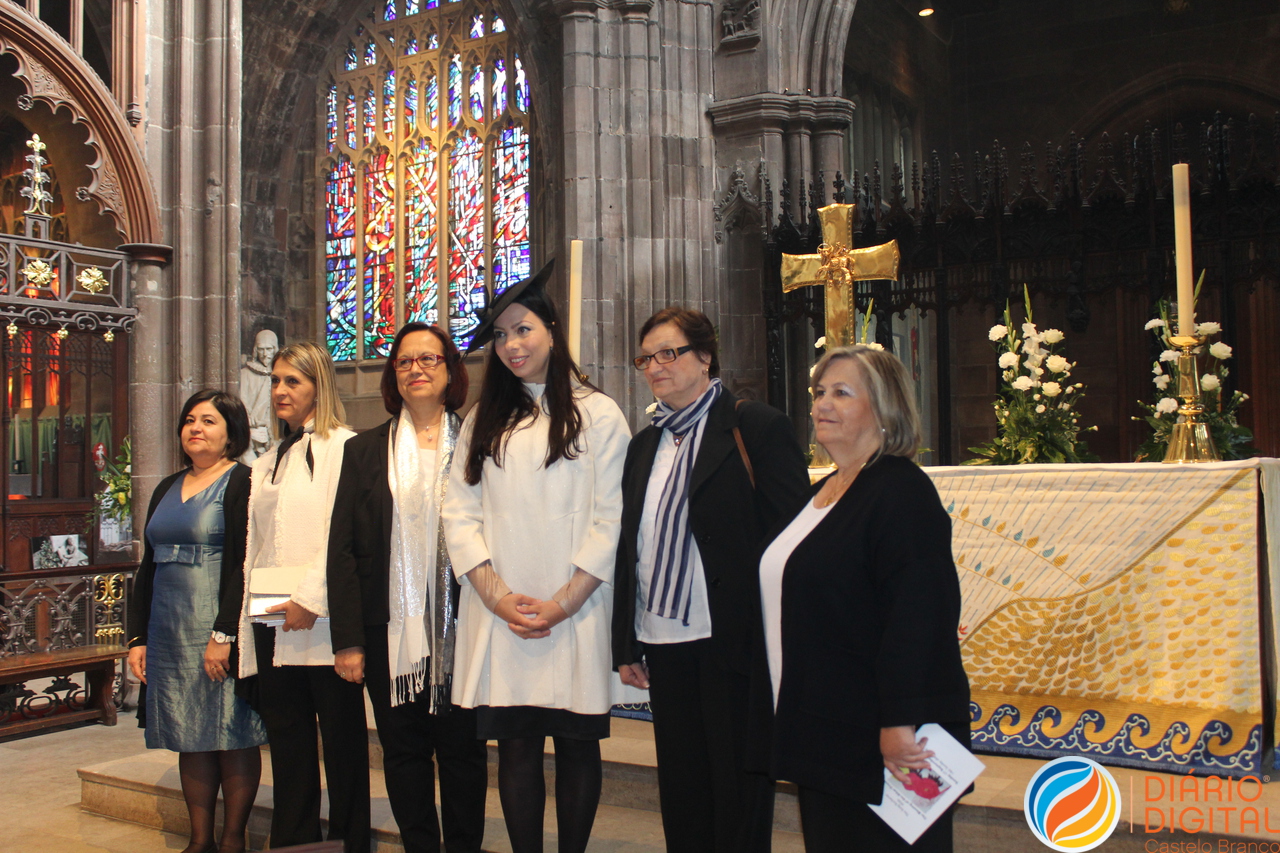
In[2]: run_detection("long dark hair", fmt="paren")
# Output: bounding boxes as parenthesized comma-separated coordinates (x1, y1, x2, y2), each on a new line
(464, 288, 593, 485)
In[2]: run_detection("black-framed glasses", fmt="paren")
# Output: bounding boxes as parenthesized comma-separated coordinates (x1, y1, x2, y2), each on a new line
(392, 353, 448, 372)
(632, 345, 693, 371)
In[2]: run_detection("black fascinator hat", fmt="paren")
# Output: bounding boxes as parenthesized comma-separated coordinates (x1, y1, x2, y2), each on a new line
(464, 259, 557, 355)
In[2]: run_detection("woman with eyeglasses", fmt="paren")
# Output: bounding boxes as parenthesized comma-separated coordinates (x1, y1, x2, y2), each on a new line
(444, 262, 630, 853)
(327, 323, 488, 853)
(611, 307, 810, 853)
(237, 341, 369, 852)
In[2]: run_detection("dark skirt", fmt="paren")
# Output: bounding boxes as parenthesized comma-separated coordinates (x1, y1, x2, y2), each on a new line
(476, 704, 610, 741)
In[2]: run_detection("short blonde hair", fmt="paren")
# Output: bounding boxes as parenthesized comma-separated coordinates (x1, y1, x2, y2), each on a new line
(270, 341, 349, 439)
(811, 344, 921, 460)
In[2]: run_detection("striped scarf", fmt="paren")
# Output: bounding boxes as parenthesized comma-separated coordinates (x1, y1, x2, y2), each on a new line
(645, 378, 723, 625)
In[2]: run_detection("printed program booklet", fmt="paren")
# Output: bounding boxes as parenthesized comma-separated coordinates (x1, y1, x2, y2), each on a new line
(868, 723, 985, 844)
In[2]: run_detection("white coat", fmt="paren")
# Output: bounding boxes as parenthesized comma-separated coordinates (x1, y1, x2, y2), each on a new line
(238, 426, 354, 677)
(444, 385, 630, 715)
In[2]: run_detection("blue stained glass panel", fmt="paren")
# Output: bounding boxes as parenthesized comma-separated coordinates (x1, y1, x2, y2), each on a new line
(325, 158, 357, 361)
(469, 14, 484, 38)
(427, 74, 439, 128)
(407, 0, 420, 12)
(514, 54, 529, 113)
(326, 84, 337, 152)
(492, 59, 507, 118)
(405, 37, 419, 55)
(428, 32, 439, 49)
(345, 91, 357, 148)
(383, 69, 396, 137)
(448, 55, 461, 126)
(345, 43, 357, 71)
(384, 0, 396, 20)
(405, 76, 418, 135)
(492, 14, 506, 32)
(363, 89, 376, 143)
(447, 130, 485, 348)
(492, 125, 531, 300)
(469, 65, 484, 121)
(365, 40, 377, 65)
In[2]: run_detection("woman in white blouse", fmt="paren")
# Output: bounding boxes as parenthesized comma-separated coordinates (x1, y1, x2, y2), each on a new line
(237, 340, 368, 852)
(444, 262, 630, 853)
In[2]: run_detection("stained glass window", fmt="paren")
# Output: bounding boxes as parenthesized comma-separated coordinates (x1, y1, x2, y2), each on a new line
(492, 59, 506, 118)
(383, 69, 396, 136)
(363, 151, 396, 357)
(404, 138, 439, 325)
(320, 0, 532, 358)
(469, 65, 484, 122)
(325, 158, 357, 361)
(326, 84, 338, 152)
(448, 54, 461, 127)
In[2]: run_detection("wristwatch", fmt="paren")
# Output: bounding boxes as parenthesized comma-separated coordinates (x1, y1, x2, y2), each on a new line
(211, 630, 235, 644)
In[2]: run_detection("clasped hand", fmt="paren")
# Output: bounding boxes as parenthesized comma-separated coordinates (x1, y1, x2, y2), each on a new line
(495, 593, 567, 639)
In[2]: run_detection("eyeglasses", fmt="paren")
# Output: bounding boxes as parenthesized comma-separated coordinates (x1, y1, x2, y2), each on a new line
(392, 353, 447, 372)
(632, 345, 694, 371)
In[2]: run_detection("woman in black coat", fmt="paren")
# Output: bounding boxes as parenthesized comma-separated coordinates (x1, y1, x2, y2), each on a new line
(758, 345, 970, 852)
(326, 323, 488, 853)
(612, 307, 810, 853)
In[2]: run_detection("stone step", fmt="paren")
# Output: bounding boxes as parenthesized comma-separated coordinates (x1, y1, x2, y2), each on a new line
(79, 717, 805, 852)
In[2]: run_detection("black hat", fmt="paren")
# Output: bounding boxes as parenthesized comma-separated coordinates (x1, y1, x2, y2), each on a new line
(465, 259, 556, 354)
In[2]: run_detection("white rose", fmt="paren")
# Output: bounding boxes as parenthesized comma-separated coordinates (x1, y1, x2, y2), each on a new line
(1196, 322, 1221, 335)
(1144, 318, 1166, 331)
(1041, 328, 1064, 344)
(1209, 342, 1233, 360)
(1154, 375, 1171, 390)
(1156, 397, 1179, 414)
(1045, 355, 1070, 374)
(866, 342, 885, 351)
(814, 336, 827, 349)
(1011, 376, 1034, 392)
(1159, 349, 1179, 363)
(998, 352, 1019, 369)
(1200, 374, 1220, 391)
(1036, 404, 1046, 413)
(1033, 367, 1044, 377)
(988, 324, 1008, 341)
(646, 401, 659, 414)
(1042, 381, 1062, 397)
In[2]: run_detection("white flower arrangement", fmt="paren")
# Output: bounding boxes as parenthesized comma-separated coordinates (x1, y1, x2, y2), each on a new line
(1134, 292, 1254, 461)
(965, 285, 1097, 465)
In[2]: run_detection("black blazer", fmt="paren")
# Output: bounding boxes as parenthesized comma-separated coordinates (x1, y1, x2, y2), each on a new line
(767, 454, 970, 804)
(128, 463, 252, 648)
(326, 419, 397, 654)
(612, 391, 809, 674)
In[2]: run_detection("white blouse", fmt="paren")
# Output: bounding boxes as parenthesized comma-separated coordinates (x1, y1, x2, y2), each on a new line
(759, 497, 834, 708)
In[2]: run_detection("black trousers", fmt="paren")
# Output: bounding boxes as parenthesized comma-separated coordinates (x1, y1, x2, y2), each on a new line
(644, 638, 775, 853)
(798, 785, 954, 853)
(363, 624, 489, 853)
(253, 625, 371, 853)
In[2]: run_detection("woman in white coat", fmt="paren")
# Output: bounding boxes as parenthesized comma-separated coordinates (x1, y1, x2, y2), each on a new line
(237, 340, 369, 852)
(444, 262, 630, 853)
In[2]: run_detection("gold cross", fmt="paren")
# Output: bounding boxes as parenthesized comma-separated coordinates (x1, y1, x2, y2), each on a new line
(781, 203, 900, 347)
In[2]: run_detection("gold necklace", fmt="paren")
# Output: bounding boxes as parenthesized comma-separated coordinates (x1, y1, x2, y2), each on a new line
(814, 459, 868, 508)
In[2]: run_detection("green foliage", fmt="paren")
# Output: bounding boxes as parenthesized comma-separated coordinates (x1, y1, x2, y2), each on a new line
(88, 436, 133, 525)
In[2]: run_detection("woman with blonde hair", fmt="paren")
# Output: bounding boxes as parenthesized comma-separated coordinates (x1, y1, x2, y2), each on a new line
(759, 345, 970, 853)
(238, 340, 370, 852)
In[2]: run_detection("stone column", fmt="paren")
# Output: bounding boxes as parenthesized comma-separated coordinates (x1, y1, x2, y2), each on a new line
(120, 245, 173, 524)
(813, 98, 855, 192)
(143, 0, 243, 397)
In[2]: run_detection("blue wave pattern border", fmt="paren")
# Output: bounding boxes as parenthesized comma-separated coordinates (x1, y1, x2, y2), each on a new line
(971, 701, 1267, 778)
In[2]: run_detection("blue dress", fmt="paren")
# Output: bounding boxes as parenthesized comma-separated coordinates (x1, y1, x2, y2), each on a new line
(144, 468, 268, 752)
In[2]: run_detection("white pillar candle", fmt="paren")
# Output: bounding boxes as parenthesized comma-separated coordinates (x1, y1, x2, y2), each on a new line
(568, 239, 583, 366)
(1172, 163, 1194, 336)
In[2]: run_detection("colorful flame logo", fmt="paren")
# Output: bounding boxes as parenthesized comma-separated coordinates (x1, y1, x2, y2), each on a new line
(1024, 757, 1121, 851)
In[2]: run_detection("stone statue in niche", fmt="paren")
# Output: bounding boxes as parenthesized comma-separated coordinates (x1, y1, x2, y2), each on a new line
(239, 327, 279, 463)
(720, 0, 760, 49)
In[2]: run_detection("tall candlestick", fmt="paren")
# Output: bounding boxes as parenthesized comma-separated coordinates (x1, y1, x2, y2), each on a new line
(1172, 163, 1194, 336)
(568, 239, 583, 366)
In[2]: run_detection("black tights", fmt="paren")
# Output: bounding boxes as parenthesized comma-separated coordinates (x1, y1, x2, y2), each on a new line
(497, 736, 602, 853)
(177, 746, 262, 853)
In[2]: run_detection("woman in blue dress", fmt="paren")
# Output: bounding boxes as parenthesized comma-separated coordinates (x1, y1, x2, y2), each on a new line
(127, 390, 267, 853)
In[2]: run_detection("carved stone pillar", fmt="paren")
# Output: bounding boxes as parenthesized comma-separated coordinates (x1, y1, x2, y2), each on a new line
(122, 245, 174, 522)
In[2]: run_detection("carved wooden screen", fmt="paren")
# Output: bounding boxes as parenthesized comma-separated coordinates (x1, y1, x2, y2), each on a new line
(319, 0, 532, 360)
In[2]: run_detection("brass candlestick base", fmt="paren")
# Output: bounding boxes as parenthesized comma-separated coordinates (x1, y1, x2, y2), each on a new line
(1163, 334, 1220, 464)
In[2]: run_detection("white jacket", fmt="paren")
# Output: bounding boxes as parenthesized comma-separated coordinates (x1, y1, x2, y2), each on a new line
(238, 426, 354, 677)
(444, 386, 630, 715)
